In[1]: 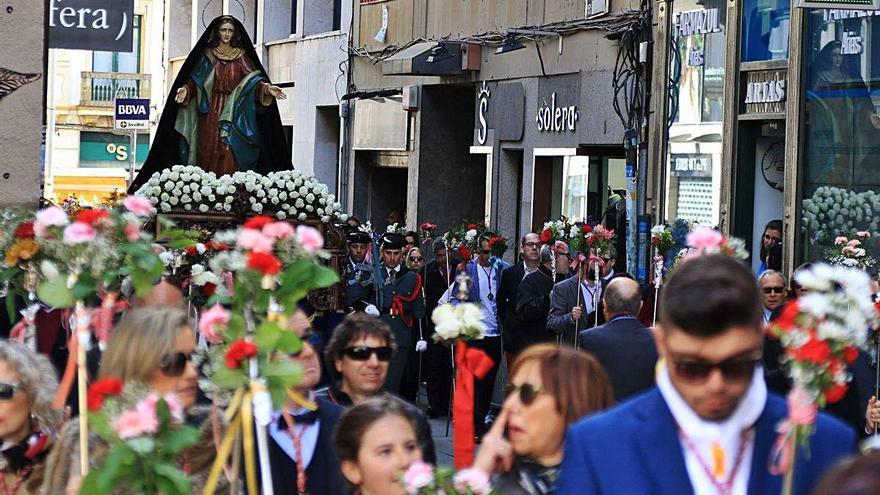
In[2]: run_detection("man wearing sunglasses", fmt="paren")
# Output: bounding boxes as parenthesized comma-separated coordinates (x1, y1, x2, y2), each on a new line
(560, 254, 854, 495)
(318, 313, 436, 463)
(757, 270, 786, 324)
(264, 308, 346, 494)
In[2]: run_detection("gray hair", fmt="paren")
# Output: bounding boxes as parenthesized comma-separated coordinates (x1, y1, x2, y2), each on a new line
(758, 269, 786, 287)
(540, 244, 554, 264)
(0, 340, 63, 434)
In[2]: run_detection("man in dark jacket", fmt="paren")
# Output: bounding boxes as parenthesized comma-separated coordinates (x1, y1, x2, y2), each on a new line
(579, 277, 658, 402)
(497, 233, 542, 355)
(517, 243, 571, 349)
(423, 238, 453, 417)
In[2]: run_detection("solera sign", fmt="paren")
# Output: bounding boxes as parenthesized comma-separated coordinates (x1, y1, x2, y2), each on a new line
(48, 0, 134, 52)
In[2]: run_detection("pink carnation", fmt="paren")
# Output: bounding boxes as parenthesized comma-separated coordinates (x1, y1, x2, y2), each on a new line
(402, 462, 434, 491)
(296, 225, 324, 254)
(857, 231, 871, 238)
(847, 239, 861, 247)
(34, 206, 69, 236)
(123, 195, 154, 217)
(124, 223, 141, 242)
(199, 304, 229, 344)
(262, 221, 294, 240)
(835, 236, 849, 245)
(62, 222, 96, 245)
(686, 228, 724, 251)
(453, 468, 492, 495)
(237, 228, 275, 253)
(113, 407, 158, 440)
(137, 393, 185, 424)
(786, 386, 818, 427)
(842, 246, 856, 255)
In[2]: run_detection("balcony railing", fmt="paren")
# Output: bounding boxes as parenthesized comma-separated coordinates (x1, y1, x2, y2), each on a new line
(80, 72, 151, 107)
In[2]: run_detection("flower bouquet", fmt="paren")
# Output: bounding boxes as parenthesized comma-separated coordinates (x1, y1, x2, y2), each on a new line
(431, 302, 487, 345)
(387, 222, 408, 235)
(402, 462, 496, 495)
(650, 224, 676, 254)
(193, 215, 339, 495)
(540, 218, 576, 246)
(569, 223, 615, 257)
(0, 208, 45, 342)
(79, 379, 201, 495)
(443, 220, 486, 267)
(767, 264, 876, 490)
(419, 222, 438, 243)
(827, 232, 876, 271)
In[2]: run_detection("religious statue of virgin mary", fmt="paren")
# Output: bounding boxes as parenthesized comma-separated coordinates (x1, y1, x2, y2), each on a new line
(130, 15, 291, 192)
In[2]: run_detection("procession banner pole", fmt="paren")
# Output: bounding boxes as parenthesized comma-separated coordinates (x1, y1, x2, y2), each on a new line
(573, 264, 583, 348)
(652, 254, 663, 327)
(593, 254, 601, 332)
(74, 300, 90, 477)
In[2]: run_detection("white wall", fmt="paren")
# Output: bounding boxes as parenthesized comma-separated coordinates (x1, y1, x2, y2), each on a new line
(751, 137, 785, 272)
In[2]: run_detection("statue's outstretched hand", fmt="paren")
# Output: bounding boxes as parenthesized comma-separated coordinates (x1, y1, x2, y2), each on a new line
(267, 85, 287, 100)
(175, 86, 188, 104)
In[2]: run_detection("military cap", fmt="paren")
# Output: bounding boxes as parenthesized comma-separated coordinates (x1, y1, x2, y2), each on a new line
(347, 230, 372, 245)
(379, 232, 406, 250)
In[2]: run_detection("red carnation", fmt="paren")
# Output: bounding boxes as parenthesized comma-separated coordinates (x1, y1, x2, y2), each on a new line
(540, 229, 552, 243)
(184, 245, 199, 256)
(244, 215, 273, 230)
(206, 241, 229, 252)
(824, 383, 848, 404)
(14, 222, 34, 239)
(247, 252, 282, 275)
(792, 337, 831, 365)
(458, 245, 472, 261)
(581, 225, 593, 234)
(651, 237, 659, 246)
(467, 224, 478, 230)
(76, 209, 110, 226)
(489, 236, 505, 248)
(87, 377, 124, 411)
(203, 282, 217, 297)
(774, 301, 800, 332)
(225, 339, 258, 369)
(842, 345, 859, 365)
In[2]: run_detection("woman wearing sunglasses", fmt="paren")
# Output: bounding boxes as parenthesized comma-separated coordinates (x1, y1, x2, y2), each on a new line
(45, 307, 223, 493)
(0, 340, 63, 495)
(472, 344, 613, 494)
(334, 395, 423, 495)
(404, 247, 425, 272)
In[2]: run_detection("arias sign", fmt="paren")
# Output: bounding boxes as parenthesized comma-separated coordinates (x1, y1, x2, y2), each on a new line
(48, 0, 134, 52)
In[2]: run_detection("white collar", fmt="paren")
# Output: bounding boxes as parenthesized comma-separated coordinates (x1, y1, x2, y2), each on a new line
(523, 261, 538, 274)
(657, 364, 767, 441)
(385, 264, 401, 273)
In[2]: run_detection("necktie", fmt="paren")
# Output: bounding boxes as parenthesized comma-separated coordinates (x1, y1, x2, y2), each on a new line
(278, 409, 319, 429)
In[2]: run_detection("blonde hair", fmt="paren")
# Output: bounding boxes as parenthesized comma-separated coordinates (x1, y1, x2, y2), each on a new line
(99, 307, 191, 382)
(0, 340, 63, 434)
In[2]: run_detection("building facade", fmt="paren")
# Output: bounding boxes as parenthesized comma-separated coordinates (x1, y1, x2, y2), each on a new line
(45, 0, 165, 204)
(344, 0, 646, 271)
(651, 0, 880, 275)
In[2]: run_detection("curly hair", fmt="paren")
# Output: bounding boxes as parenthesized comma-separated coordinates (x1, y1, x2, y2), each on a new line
(0, 340, 63, 434)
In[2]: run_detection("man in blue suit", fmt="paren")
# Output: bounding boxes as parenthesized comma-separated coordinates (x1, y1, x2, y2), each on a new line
(452, 231, 510, 438)
(559, 254, 855, 495)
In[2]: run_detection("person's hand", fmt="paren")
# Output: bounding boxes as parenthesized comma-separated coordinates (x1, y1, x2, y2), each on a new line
(267, 85, 287, 100)
(472, 407, 513, 476)
(571, 305, 582, 321)
(867, 396, 880, 432)
(175, 86, 188, 104)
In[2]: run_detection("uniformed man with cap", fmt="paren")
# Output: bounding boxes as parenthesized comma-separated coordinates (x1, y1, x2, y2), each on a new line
(376, 232, 425, 395)
(344, 230, 375, 311)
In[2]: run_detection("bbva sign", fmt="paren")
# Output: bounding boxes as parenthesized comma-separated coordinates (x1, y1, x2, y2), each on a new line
(48, 0, 134, 53)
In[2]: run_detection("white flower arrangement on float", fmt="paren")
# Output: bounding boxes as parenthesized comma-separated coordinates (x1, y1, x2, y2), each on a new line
(803, 187, 880, 246)
(135, 166, 349, 222)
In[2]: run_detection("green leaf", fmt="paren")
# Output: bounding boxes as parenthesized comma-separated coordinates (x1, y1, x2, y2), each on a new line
(276, 330, 303, 355)
(36, 277, 75, 308)
(309, 264, 340, 289)
(163, 425, 201, 454)
(152, 463, 192, 495)
(95, 444, 135, 492)
(263, 358, 302, 380)
(5, 292, 17, 322)
(211, 366, 248, 389)
(255, 321, 282, 350)
(130, 268, 157, 297)
(79, 471, 100, 494)
(156, 397, 171, 427)
(87, 411, 116, 442)
(126, 436, 156, 454)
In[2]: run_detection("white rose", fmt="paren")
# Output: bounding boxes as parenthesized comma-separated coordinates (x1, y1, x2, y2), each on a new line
(160, 202, 171, 212)
(306, 193, 315, 202)
(277, 211, 287, 220)
(184, 204, 192, 211)
(224, 204, 232, 212)
(431, 304, 460, 340)
(190, 264, 205, 276)
(199, 204, 209, 213)
(169, 197, 179, 206)
(298, 213, 307, 221)
(161, 192, 170, 201)
(458, 303, 485, 332)
(192, 192, 202, 202)
(40, 260, 60, 281)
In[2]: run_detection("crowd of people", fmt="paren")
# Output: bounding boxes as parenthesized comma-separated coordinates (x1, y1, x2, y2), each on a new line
(0, 217, 879, 494)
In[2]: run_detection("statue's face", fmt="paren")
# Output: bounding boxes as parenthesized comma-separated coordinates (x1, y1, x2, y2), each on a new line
(218, 22, 235, 44)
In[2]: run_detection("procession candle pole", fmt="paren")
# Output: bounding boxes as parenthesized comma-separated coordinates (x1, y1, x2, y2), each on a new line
(245, 304, 274, 495)
(74, 299, 90, 477)
(593, 254, 601, 330)
(652, 254, 663, 327)
(573, 263, 583, 349)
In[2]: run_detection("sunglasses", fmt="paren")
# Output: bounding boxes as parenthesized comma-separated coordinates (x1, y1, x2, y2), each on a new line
(671, 356, 761, 383)
(504, 382, 545, 406)
(762, 287, 784, 294)
(342, 346, 393, 362)
(0, 381, 20, 401)
(159, 352, 193, 377)
(409, 256, 424, 262)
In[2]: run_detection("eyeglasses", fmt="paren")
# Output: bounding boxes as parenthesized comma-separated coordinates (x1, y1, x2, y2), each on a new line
(159, 352, 193, 377)
(342, 346, 393, 362)
(762, 287, 784, 294)
(503, 382, 545, 406)
(556, 252, 570, 257)
(671, 356, 761, 383)
(0, 382, 21, 401)
(524, 242, 541, 248)
(409, 256, 424, 262)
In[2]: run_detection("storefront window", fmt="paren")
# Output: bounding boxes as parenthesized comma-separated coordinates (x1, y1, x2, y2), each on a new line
(665, 0, 726, 227)
(741, 0, 790, 62)
(801, 8, 880, 260)
(79, 131, 149, 169)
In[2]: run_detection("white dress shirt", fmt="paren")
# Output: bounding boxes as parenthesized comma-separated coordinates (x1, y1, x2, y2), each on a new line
(657, 365, 767, 495)
(268, 402, 321, 468)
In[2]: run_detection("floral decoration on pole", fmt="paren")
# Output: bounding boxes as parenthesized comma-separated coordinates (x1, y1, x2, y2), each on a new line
(767, 264, 877, 493)
(402, 460, 496, 495)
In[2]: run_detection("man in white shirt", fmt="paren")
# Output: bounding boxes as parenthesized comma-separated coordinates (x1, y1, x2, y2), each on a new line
(559, 254, 855, 494)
